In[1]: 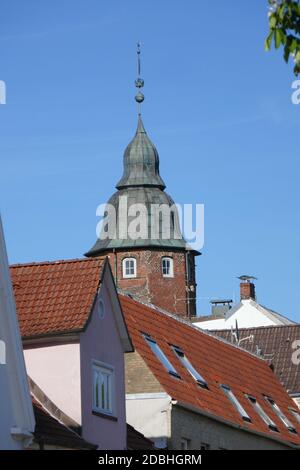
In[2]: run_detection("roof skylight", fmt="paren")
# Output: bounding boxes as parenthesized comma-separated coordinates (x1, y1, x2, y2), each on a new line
(143, 335, 180, 378)
(246, 395, 278, 432)
(265, 397, 297, 434)
(221, 385, 251, 422)
(172, 346, 207, 388)
(289, 408, 300, 425)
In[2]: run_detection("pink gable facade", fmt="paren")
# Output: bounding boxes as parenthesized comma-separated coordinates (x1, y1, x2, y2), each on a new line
(80, 281, 127, 449)
(21, 259, 132, 450)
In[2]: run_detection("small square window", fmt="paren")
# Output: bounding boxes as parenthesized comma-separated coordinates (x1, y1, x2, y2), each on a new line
(92, 362, 114, 416)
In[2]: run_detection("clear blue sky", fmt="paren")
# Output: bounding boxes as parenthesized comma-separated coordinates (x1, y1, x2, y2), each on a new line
(1, 1, 299, 320)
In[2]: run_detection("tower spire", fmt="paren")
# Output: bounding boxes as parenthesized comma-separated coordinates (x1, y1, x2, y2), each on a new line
(135, 42, 145, 115)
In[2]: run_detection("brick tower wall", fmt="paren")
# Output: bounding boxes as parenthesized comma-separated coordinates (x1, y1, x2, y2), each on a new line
(105, 249, 196, 318)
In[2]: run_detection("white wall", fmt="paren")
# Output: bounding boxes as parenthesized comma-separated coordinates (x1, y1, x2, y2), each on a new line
(0, 365, 20, 449)
(0, 217, 35, 449)
(196, 300, 281, 331)
(126, 393, 171, 448)
(293, 397, 300, 410)
(24, 343, 81, 424)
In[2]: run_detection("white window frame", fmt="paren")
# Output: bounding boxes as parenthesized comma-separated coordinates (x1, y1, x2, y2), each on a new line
(92, 361, 115, 416)
(221, 385, 251, 422)
(144, 335, 180, 378)
(172, 346, 207, 387)
(265, 397, 297, 433)
(122, 257, 137, 279)
(162, 257, 174, 278)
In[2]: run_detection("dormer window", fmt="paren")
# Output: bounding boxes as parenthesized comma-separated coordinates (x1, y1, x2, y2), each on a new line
(122, 258, 137, 278)
(162, 257, 174, 277)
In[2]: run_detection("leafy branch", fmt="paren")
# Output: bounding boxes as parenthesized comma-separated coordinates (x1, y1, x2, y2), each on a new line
(265, 0, 300, 75)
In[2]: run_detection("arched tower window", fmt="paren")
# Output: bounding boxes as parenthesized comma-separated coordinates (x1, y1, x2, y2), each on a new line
(122, 257, 137, 279)
(162, 257, 174, 278)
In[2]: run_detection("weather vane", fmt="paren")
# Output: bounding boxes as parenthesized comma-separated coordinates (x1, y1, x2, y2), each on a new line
(135, 41, 145, 114)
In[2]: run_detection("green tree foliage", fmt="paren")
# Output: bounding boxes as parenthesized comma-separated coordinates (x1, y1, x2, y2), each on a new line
(265, 0, 300, 75)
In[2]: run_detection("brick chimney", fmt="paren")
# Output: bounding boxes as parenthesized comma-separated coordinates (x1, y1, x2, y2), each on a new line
(240, 282, 256, 301)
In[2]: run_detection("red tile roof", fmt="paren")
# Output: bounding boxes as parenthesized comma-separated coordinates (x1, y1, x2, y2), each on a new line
(211, 325, 300, 395)
(120, 295, 300, 447)
(10, 258, 106, 338)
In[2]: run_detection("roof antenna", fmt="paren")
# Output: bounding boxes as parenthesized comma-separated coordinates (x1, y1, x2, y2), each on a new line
(230, 320, 239, 344)
(135, 41, 145, 115)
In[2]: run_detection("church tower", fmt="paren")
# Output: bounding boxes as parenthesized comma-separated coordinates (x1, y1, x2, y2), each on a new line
(85, 45, 199, 317)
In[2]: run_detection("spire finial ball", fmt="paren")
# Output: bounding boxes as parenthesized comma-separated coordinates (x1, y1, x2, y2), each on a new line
(135, 92, 145, 103)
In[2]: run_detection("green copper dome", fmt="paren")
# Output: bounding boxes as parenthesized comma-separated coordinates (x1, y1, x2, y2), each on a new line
(85, 115, 191, 257)
(116, 115, 166, 190)
(85, 187, 187, 255)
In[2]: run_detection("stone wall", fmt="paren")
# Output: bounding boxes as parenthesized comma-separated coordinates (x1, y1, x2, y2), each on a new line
(171, 405, 291, 450)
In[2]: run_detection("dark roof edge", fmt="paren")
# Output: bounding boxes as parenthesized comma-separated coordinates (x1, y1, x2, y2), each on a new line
(85, 245, 201, 258)
(22, 332, 81, 345)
